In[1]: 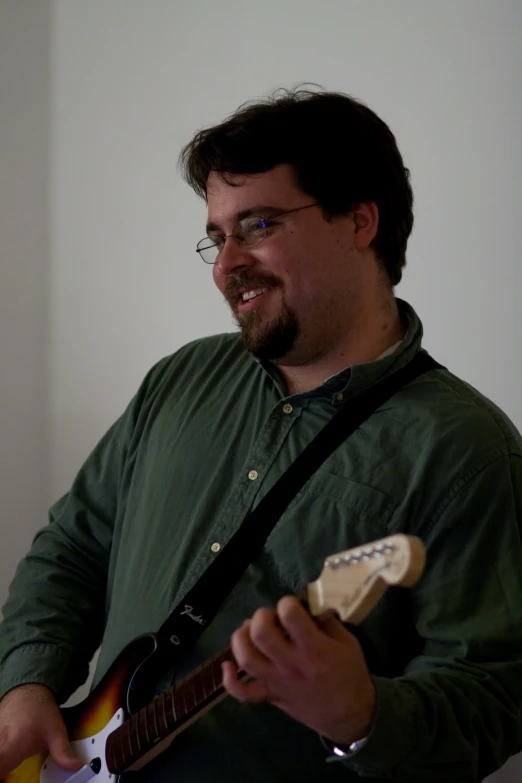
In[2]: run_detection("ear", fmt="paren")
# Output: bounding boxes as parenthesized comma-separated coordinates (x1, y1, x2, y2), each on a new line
(352, 202, 379, 251)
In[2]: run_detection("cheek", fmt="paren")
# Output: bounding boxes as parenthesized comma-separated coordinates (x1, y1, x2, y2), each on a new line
(256, 235, 302, 279)
(212, 264, 225, 293)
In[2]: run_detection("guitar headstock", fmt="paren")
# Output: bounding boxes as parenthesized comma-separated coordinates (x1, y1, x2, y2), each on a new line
(306, 534, 425, 624)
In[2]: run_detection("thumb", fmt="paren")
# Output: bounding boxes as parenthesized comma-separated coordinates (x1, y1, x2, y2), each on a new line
(46, 722, 83, 772)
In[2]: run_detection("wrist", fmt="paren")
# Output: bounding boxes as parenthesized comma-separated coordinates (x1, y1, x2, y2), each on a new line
(327, 688, 376, 749)
(0, 683, 55, 707)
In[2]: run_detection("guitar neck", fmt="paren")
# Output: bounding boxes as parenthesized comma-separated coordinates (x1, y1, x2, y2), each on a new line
(105, 645, 240, 773)
(104, 533, 425, 774)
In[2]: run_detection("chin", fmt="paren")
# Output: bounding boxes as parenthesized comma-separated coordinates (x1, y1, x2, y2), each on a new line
(240, 315, 299, 362)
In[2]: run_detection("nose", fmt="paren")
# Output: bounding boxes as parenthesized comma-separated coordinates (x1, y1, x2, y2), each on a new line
(213, 236, 255, 277)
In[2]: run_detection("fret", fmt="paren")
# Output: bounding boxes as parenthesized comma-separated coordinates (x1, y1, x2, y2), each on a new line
(129, 711, 142, 753)
(139, 704, 150, 745)
(117, 729, 127, 771)
(102, 643, 242, 775)
(173, 686, 187, 723)
(181, 683, 196, 714)
(200, 659, 216, 698)
(216, 648, 233, 672)
(155, 693, 168, 735)
(106, 724, 127, 774)
(211, 656, 223, 692)
(210, 657, 218, 692)
(104, 646, 244, 774)
(184, 647, 232, 706)
(106, 734, 118, 775)
(96, 535, 420, 773)
(166, 684, 177, 726)
(123, 720, 134, 760)
(147, 700, 159, 740)
(191, 668, 208, 704)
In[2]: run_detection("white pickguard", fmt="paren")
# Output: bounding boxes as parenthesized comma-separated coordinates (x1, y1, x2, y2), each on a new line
(40, 709, 124, 783)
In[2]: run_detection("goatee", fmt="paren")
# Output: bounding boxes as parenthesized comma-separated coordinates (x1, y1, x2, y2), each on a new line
(234, 304, 299, 361)
(224, 275, 299, 360)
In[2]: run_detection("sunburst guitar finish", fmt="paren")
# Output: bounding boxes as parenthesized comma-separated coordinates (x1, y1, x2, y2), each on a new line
(2, 534, 426, 782)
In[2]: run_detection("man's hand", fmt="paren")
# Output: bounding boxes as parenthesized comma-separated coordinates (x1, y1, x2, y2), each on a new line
(222, 596, 376, 746)
(0, 684, 82, 778)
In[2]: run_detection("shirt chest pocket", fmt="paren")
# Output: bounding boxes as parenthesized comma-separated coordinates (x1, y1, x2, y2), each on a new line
(265, 470, 396, 593)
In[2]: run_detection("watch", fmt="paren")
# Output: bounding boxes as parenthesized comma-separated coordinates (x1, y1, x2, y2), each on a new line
(328, 735, 368, 761)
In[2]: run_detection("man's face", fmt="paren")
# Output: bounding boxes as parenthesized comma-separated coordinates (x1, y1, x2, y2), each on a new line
(207, 164, 371, 365)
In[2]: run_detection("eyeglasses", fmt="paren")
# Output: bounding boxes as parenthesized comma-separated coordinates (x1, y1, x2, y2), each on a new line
(196, 202, 320, 264)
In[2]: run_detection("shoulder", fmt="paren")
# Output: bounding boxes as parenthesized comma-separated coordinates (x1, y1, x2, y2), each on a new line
(162, 331, 245, 365)
(378, 359, 522, 537)
(126, 332, 260, 419)
(402, 362, 522, 458)
(116, 332, 252, 440)
(144, 332, 248, 387)
(385, 360, 522, 527)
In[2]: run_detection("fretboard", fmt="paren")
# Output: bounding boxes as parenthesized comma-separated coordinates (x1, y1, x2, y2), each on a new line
(105, 646, 238, 773)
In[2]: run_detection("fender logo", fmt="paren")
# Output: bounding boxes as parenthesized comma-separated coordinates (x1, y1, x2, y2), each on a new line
(180, 605, 206, 625)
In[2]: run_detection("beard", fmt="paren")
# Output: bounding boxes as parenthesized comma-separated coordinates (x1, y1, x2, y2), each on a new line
(234, 302, 299, 361)
(225, 274, 300, 361)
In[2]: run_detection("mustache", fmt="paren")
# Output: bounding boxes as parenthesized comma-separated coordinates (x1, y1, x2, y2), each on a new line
(224, 273, 282, 305)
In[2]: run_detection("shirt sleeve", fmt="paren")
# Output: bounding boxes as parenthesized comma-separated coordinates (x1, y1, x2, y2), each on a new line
(336, 452, 522, 781)
(0, 361, 165, 706)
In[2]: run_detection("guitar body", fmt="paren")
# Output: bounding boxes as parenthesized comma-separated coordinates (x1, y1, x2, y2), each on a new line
(1, 535, 426, 781)
(3, 634, 158, 783)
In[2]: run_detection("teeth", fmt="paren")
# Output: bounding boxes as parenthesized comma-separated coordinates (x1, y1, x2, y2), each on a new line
(242, 288, 266, 302)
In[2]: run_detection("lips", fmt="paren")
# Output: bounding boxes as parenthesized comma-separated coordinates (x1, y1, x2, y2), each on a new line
(224, 275, 281, 314)
(236, 288, 270, 314)
(240, 287, 267, 303)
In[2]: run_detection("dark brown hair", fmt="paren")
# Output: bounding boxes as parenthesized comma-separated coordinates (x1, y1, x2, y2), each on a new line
(180, 87, 413, 286)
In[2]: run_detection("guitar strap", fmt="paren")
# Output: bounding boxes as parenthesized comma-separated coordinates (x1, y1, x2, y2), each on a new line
(154, 349, 443, 662)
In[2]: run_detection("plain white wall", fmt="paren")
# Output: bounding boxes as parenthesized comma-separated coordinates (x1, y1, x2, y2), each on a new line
(0, 0, 51, 604)
(2, 1, 522, 779)
(50, 0, 522, 498)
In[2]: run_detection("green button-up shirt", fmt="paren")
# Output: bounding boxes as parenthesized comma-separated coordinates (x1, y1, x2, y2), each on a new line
(1, 300, 522, 782)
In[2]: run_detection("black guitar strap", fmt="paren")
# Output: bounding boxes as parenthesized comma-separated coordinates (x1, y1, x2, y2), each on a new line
(155, 350, 443, 659)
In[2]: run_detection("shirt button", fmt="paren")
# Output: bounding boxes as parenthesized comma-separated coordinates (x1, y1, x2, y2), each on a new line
(211, 542, 221, 553)
(282, 403, 293, 414)
(248, 470, 259, 481)
(336, 393, 344, 401)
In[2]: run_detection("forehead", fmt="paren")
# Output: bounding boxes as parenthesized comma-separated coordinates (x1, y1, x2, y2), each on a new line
(206, 164, 303, 226)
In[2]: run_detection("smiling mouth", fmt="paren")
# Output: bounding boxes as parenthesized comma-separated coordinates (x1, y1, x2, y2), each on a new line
(240, 287, 267, 303)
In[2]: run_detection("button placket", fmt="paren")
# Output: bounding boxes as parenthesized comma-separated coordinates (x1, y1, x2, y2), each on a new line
(202, 400, 302, 569)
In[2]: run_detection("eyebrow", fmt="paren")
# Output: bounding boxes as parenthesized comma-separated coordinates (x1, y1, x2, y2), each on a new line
(205, 204, 283, 234)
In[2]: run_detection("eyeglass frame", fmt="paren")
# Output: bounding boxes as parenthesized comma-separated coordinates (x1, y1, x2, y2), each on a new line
(195, 202, 321, 264)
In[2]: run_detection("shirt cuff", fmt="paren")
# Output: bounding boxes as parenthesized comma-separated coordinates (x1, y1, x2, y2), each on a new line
(0, 643, 86, 705)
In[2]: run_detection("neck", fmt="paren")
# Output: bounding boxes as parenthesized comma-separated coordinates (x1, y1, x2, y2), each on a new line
(277, 295, 405, 396)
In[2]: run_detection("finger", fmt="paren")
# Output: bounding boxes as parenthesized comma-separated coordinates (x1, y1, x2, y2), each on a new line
(231, 620, 271, 678)
(276, 596, 323, 648)
(249, 608, 294, 663)
(44, 717, 82, 772)
(221, 661, 270, 704)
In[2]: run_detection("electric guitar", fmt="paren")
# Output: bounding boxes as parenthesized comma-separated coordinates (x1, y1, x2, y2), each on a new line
(2, 533, 425, 783)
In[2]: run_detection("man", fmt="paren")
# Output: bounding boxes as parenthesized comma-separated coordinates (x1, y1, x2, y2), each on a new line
(1, 88, 521, 782)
